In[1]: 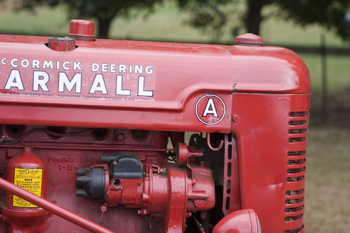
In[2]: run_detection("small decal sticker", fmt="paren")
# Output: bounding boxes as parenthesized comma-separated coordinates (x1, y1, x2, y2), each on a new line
(195, 94, 226, 125)
(13, 168, 42, 207)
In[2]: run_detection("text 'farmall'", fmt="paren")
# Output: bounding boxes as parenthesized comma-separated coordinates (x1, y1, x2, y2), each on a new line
(0, 58, 156, 100)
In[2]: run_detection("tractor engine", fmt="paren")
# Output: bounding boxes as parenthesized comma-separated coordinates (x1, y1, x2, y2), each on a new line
(0, 20, 309, 233)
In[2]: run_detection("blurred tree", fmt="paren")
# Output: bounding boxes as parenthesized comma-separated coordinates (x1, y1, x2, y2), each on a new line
(177, 0, 236, 41)
(178, 0, 350, 40)
(7, 0, 350, 40)
(276, 0, 350, 40)
(8, 0, 164, 38)
(177, 0, 273, 38)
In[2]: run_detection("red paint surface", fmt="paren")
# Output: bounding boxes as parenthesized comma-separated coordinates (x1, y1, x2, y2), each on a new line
(213, 209, 260, 233)
(0, 26, 310, 233)
(69, 20, 95, 38)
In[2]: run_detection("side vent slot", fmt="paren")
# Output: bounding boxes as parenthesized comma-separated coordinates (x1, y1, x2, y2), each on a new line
(289, 129, 307, 134)
(287, 167, 306, 174)
(285, 214, 303, 221)
(286, 189, 304, 196)
(285, 197, 304, 204)
(285, 111, 308, 230)
(287, 159, 306, 165)
(289, 120, 308, 126)
(285, 206, 304, 213)
(289, 112, 308, 117)
(284, 225, 305, 233)
(288, 151, 306, 157)
(289, 137, 307, 143)
(286, 176, 304, 182)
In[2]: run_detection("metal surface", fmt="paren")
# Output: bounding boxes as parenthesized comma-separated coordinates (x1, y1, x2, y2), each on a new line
(0, 176, 114, 233)
(0, 31, 309, 133)
(235, 33, 263, 46)
(222, 134, 241, 215)
(231, 93, 309, 232)
(69, 20, 95, 38)
(77, 145, 215, 233)
(213, 209, 260, 233)
(48, 37, 76, 51)
(207, 133, 224, 151)
(0, 19, 310, 233)
(1, 147, 48, 232)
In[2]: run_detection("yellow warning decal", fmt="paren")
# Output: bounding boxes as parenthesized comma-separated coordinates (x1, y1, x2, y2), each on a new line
(13, 168, 42, 208)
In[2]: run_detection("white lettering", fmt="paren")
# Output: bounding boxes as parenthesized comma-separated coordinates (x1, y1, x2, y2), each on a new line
(56, 61, 60, 69)
(138, 76, 153, 97)
(1, 58, 6, 65)
(43, 60, 53, 69)
(4, 70, 24, 90)
(145, 66, 153, 75)
(110, 64, 116, 73)
(129, 65, 133, 73)
(63, 61, 70, 70)
(32, 60, 40, 69)
(20, 59, 29, 68)
(73, 62, 82, 71)
(33, 71, 50, 92)
(135, 65, 143, 74)
(202, 98, 218, 117)
(89, 74, 107, 94)
(119, 64, 126, 73)
(10, 58, 18, 68)
(58, 72, 82, 93)
(116, 75, 131, 95)
(101, 63, 108, 72)
(92, 63, 99, 72)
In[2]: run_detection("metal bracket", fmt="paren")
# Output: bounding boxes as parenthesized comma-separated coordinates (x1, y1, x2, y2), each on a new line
(207, 133, 224, 151)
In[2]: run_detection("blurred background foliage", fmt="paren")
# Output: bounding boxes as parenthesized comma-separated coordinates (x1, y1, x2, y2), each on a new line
(2, 0, 350, 40)
(0, 0, 350, 232)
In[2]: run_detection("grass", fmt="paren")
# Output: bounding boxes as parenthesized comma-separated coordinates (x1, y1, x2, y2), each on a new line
(305, 127, 350, 233)
(261, 10, 349, 47)
(0, 5, 69, 36)
(301, 54, 350, 92)
(109, 3, 211, 42)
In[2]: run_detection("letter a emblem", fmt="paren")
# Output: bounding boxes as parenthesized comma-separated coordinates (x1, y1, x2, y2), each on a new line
(202, 98, 218, 117)
(195, 94, 226, 125)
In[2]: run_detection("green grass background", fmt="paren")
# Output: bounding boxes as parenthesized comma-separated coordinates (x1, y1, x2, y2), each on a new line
(0, 2, 349, 232)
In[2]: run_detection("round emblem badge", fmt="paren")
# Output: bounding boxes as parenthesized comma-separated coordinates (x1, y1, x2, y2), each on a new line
(195, 94, 226, 125)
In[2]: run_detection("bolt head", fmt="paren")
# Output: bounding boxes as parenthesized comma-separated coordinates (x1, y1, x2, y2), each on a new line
(235, 33, 263, 46)
(232, 115, 239, 122)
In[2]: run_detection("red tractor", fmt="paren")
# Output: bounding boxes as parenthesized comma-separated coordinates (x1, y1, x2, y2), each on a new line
(0, 20, 309, 233)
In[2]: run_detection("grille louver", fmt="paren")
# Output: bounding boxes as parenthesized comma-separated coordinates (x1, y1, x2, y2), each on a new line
(285, 111, 308, 233)
(284, 225, 305, 233)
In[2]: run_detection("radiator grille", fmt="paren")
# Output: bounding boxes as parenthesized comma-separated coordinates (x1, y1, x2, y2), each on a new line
(285, 111, 308, 232)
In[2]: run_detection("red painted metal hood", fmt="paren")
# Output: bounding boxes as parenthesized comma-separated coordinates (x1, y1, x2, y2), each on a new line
(0, 35, 310, 132)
